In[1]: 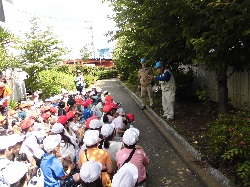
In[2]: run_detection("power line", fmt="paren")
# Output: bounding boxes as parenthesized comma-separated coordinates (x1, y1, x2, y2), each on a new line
(16, 9, 92, 23)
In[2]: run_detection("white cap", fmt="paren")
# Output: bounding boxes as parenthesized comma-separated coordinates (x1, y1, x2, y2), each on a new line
(53, 95, 61, 100)
(3, 161, 29, 185)
(0, 136, 18, 150)
(45, 98, 52, 102)
(68, 91, 75, 95)
(96, 88, 102, 93)
(32, 129, 46, 141)
(49, 97, 55, 101)
(84, 130, 99, 146)
(89, 119, 102, 129)
(123, 128, 140, 146)
(112, 163, 138, 187)
(61, 88, 68, 94)
(9, 134, 24, 145)
(43, 135, 61, 153)
(101, 123, 115, 138)
(80, 160, 102, 183)
(92, 86, 96, 89)
(51, 123, 64, 134)
(103, 90, 108, 95)
(116, 108, 125, 115)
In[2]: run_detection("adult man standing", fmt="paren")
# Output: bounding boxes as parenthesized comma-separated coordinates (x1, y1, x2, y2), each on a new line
(138, 58, 154, 110)
(153, 61, 176, 120)
(74, 70, 85, 94)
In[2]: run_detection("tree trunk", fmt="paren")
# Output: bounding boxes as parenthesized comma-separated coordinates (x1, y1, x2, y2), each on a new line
(216, 68, 229, 113)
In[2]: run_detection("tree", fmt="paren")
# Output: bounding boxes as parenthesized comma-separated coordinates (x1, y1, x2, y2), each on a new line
(106, 0, 250, 113)
(178, 0, 250, 113)
(80, 44, 92, 62)
(19, 17, 69, 92)
(19, 17, 68, 68)
(0, 27, 19, 71)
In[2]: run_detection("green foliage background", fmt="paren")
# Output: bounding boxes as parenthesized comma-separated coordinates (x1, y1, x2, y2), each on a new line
(36, 69, 75, 99)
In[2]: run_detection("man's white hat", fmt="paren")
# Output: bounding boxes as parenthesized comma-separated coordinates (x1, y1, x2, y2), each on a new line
(89, 119, 102, 129)
(112, 163, 138, 187)
(3, 161, 29, 185)
(123, 128, 140, 146)
(83, 130, 99, 146)
(101, 123, 115, 138)
(80, 160, 102, 183)
(51, 123, 64, 134)
(43, 135, 61, 153)
(92, 85, 96, 89)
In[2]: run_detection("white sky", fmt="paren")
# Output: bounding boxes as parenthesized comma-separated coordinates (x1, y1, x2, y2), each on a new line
(3, 0, 117, 58)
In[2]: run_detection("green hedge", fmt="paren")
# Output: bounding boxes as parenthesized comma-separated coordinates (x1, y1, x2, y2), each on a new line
(24, 65, 118, 98)
(206, 111, 250, 186)
(37, 69, 75, 99)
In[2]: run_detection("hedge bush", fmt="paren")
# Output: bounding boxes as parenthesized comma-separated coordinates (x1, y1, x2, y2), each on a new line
(206, 111, 250, 186)
(173, 68, 196, 102)
(37, 69, 75, 99)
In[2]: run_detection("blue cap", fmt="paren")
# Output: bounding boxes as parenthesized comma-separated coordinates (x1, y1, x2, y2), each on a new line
(140, 58, 146, 63)
(154, 61, 163, 69)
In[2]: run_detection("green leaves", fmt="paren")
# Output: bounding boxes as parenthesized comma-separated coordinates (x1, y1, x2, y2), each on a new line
(19, 17, 68, 69)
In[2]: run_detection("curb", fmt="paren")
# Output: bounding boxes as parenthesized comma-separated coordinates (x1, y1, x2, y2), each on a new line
(120, 80, 233, 187)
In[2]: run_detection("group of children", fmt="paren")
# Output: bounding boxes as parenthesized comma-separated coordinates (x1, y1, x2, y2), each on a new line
(0, 86, 149, 187)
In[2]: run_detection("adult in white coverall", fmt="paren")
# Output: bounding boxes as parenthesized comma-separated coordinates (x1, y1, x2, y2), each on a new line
(153, 61, 176, 120)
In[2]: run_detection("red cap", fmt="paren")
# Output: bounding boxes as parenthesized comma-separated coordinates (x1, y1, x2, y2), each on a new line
(75, 98, 83, 105)
(109, 102, 118, 109)
(66, 110, 76, 119)
(105, 95, 113, 101)
(57, 115, 69, 125)
(20, 118, 35, 129)
(40, 106, 50, 113)
(85, 115, 98, 128)
(126, 113, 135, 123)
(105, 101, 112, 106)
(50, 106, 57, 114)
(103, 105, 112, 113)
(82, 99, 93, 107)
(41, 113, 51, 121)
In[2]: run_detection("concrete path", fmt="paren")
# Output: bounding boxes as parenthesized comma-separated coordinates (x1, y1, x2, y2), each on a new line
(95, 78, 229, 187)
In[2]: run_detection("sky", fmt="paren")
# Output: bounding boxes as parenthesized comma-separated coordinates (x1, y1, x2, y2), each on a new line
(3, 0, 117, 58)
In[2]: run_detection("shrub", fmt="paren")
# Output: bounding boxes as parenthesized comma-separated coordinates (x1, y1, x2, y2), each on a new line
(9, 100, 18, 110)
(206, 111, 250, 186)
(174, 68, 196, 102)
(128, 71, 139, 85)
(37, 69, 75, 99)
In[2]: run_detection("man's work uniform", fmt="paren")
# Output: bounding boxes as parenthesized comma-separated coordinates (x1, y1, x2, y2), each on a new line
(156, 69, 176, 119)
(138, 67, 153, 107)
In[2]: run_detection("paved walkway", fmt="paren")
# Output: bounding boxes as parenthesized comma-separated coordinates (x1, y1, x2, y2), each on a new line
(96, 79, 205, 187)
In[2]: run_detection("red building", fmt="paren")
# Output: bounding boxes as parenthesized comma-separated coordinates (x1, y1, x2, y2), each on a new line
(63, 59, 114, 67)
